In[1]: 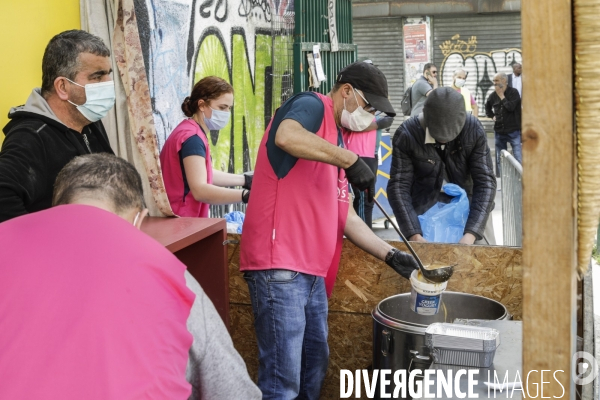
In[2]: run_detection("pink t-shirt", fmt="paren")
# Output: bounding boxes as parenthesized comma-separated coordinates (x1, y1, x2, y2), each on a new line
(0, 205, 194, 399)
(342, 128, 377, 158)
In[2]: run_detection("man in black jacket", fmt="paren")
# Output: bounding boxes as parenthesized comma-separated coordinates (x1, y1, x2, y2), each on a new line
(485, 72, 521, 176)
(0, 30, 115, 223)
(388, 88, 496, 245)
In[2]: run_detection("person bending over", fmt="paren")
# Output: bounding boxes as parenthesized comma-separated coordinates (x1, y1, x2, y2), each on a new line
(0, 153, 261, 399)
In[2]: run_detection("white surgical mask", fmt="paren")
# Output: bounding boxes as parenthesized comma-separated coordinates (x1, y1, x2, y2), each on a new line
(340, 89, 374, 131)
(455, 78, 466, 88)
(203, 107, 231, 130)
(66, 79, 116, 122)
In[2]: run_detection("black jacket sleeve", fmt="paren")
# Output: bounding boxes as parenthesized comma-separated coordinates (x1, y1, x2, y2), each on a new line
(485, 94, 495, 118)
(387, 126, 422, 238)
(463, 119, 497, 239)
(500, 88, 521, 113)
(0, 124, 49, 223)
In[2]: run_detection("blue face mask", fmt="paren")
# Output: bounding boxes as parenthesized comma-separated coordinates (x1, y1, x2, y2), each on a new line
(203, 107, 231, 130)
(66, 79, 116, 122)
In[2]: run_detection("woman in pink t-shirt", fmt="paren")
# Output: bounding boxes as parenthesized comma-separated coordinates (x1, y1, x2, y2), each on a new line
(160, 77, 251, 217)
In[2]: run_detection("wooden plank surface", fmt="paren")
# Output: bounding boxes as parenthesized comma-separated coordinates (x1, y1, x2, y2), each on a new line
(522, 0, 576, 397)
(141, 216, 225, 253)
(142, 217, 230, 326)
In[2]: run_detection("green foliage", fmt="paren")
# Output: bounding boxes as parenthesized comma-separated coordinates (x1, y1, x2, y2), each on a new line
(593, 244, 600, 264)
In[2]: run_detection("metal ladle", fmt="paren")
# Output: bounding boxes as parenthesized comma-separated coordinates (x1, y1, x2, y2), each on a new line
(374, 198, 454, 283)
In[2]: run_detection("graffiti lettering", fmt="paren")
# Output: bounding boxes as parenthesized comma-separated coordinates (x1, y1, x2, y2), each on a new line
(238, 0, 271, 22)
(200, 0, 228, 22)
(138, 0, 293, 173)
(193, 31, 292, 172)
(439, 34, 478, 58)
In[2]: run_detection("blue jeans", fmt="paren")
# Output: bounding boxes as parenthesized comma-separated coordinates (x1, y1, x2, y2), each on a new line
(244, 269, 329, 400)
(495, 130, 522, 176)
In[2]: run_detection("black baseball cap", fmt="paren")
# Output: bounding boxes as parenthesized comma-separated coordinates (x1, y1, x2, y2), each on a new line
(336, 62, 396, 117)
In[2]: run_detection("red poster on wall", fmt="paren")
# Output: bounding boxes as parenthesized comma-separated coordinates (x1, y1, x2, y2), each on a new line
(404, 23, 428, 62)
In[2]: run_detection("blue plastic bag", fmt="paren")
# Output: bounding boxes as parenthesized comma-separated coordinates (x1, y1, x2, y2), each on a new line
(224, 211, 245, 234)
(417, 183, 469, 243)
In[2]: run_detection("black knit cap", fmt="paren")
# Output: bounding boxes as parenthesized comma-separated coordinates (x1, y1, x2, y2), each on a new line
(423, 87, 466, 143)
(336, 62, 396, 117)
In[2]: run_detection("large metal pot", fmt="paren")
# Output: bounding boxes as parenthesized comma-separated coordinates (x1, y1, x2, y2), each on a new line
(372, 291, 510, 398)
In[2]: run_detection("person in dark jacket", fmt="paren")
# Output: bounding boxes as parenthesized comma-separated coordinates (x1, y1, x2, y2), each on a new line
(0, 30, 115, 223)
(507, 62, 522, 97)
(388, 87, 497, 245)
(485, 72, 522, 176)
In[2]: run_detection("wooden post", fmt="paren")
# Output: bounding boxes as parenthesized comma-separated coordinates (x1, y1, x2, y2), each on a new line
(522, 0, 576, 397)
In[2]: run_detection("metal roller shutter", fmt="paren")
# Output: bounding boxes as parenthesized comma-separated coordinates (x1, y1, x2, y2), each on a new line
(353, 18, 404, 132)
(432, 13, 521, 130)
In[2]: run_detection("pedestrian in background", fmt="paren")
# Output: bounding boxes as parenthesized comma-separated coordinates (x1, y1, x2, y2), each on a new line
(410, 63, 438, 116)
(451, 69, 478, 117)
(508, 62, 522, 97)
(485, 72, 522, 176)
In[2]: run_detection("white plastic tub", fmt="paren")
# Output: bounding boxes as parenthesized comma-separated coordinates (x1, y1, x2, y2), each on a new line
(409, 269, 448, 315)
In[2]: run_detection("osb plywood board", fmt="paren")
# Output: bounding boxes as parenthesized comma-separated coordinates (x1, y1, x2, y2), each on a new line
(227, 234, 250, 304)
(230, 304, 258, 382)
(230, 303, 374, 400)
(227, 234, 523, 319)
(324, 312, 373, 400)
(331, 241, 523, 319)
(229, 236, 522, 399)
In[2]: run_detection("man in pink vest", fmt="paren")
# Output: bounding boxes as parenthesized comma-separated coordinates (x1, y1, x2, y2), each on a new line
(240, 62, 419, 399)
(0, 154, 261, 400)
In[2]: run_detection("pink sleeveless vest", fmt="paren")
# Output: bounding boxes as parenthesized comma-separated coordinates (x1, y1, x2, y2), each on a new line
(240, 93, 350, 296)
(160, 119, 213, 218)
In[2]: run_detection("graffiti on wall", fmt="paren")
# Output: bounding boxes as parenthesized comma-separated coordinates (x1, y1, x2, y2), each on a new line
(438, 35, 522, 116)
(138, 0, 293, 174)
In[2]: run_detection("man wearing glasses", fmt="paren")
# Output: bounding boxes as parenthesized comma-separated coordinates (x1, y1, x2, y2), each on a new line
(411, 63, 439, 116)
(341, 60, 395, 229)
(240, 62, 419, 399)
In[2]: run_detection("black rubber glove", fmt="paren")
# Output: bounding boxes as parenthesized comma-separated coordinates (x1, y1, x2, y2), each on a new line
(344, 156, 375, 192)
(385, 248, 419, 279)
(375, 116, 394, 130)
(367, 181, 375, 203)
(243, 171, 254, 190)
(241, 189, 250, 204)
